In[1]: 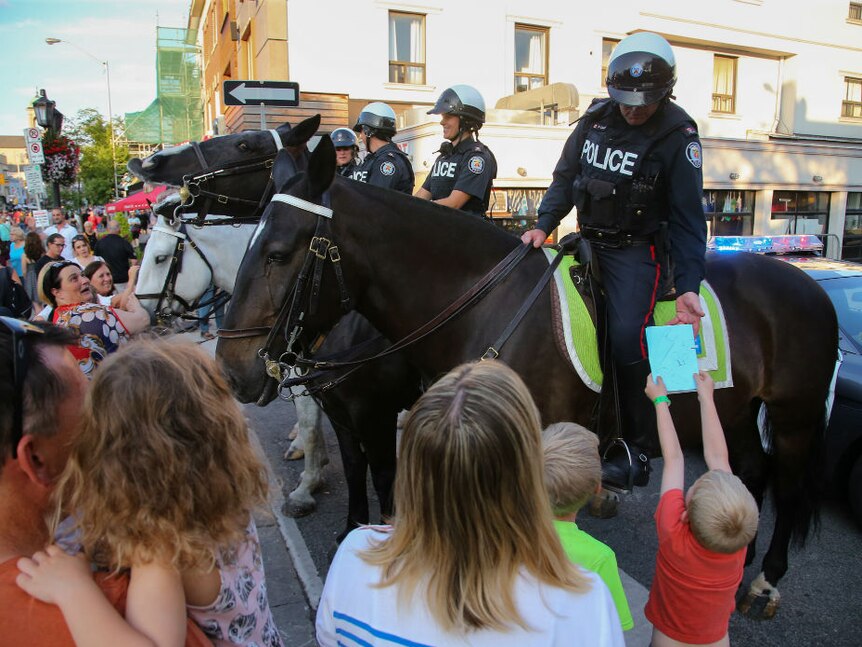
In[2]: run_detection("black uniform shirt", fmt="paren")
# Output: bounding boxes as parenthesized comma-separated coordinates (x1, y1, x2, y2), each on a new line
(337, 160, 359, 178)
(349, 142, 414, 194)
(537, 100, 705, 295)
(421, 138, 497, 216)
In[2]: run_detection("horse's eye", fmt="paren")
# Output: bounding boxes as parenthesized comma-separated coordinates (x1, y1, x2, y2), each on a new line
(155, 255, 169, 264)
(238, 142, 250, 151)
(267, 253, 288, 265)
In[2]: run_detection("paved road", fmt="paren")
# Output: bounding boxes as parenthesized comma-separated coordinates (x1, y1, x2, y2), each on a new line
(239, 386, 862, 647)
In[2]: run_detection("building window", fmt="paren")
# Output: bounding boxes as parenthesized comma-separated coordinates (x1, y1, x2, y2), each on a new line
(843, 193, 862, 260)
(771, 191, 830, 236)
(601, 38, 620, 88)
(712, 55, 737, 114)
(389, 12, 425, 85)
(703, 190, 755, 237)
(843, 77, 862, 118)
(514, 25, 548, 94)
(850, 3, 862, 20)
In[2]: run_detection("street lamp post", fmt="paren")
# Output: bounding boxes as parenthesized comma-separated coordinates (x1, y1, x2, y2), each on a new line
(32, 89, 62, 209)
(45, 37, 120, 201)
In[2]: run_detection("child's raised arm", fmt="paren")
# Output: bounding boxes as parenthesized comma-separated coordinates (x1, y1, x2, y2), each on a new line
(16, 546, 186, 647)
(645, 374, 684, 494)
(695, 372, 732, 473)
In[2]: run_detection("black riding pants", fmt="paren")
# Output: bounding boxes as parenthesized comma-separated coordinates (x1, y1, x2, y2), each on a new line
(593, 243, 660, 365)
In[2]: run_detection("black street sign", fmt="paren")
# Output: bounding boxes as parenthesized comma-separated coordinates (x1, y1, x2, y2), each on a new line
(223, 80, 300, 107)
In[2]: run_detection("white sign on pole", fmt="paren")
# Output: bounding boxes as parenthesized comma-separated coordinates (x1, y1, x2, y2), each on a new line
(24, 165, 45, 193)
(24, 127, 40, 144)
(27, 141, 45, 165)
(33, 209, 50, 229)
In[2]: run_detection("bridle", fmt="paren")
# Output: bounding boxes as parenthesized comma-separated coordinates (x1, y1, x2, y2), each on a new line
(136, 218, 228, 324)
(217, 188, 551, 399)
(177, 129, 289, 224)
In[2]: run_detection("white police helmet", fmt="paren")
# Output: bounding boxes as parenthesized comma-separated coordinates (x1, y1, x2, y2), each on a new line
(606, 32, 677, 106)
(353, 102, 397, 138)
(427, 85, 486, 127)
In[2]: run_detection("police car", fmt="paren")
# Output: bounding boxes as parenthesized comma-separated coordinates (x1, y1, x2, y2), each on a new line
(710, 235, 862, 527)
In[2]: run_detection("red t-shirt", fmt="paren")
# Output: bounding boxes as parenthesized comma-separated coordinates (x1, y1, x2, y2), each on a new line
(0, 558, 211, 646)
(644, 489, 746, 644)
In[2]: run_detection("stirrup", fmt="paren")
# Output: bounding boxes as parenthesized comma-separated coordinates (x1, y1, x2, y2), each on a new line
(601, 438, 650, 494)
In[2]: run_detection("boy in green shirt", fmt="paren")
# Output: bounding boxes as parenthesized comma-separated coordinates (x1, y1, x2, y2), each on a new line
(542, 422, 634, 631)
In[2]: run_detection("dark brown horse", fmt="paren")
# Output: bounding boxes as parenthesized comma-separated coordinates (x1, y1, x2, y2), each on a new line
(129, 117, 420, 540)
(218, 136, 838, 618)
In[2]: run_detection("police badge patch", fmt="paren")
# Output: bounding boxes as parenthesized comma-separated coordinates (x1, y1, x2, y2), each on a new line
(685, 142, 703, 169)
(380, 161, 396, 176)
(468, 156, 485, 174)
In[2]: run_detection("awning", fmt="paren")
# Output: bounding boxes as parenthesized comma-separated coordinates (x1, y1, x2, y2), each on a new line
(105, 185, 168, 213)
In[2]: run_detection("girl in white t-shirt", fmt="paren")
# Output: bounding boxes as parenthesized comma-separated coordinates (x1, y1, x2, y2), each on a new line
(316, 361, 625, 647)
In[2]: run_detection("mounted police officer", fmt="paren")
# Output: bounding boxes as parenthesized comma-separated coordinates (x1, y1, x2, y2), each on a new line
(351, 102, 414, 194)
(521, 32, 706, 490)
(415, 85, 497, 216)
(331, 127, 360, 178)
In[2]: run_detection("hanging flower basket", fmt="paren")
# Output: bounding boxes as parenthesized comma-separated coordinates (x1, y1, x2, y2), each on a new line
(41, 132, 80, 186)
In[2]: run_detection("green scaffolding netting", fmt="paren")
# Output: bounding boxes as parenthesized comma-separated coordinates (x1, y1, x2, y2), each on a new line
(125, 27, 203, 145)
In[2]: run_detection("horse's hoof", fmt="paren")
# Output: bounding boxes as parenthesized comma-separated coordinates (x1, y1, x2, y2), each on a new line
(284, 495, 317, 518)
(283, 447, 305, 461)
(588, 489, 620, 519)
(737, 572, 780, 619)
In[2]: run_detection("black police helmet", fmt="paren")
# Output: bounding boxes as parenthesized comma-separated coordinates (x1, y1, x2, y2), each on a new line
(606, 32, 677, 106)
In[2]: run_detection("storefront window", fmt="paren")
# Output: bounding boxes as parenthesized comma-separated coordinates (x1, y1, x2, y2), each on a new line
(771, 191, 830, 236)
(703, 190, 755, 237)
(489, 188, 547, 237)
(843, 193, 862, 260)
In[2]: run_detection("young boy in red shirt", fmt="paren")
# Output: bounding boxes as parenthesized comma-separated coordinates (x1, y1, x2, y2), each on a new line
(644, 372, 759, 646)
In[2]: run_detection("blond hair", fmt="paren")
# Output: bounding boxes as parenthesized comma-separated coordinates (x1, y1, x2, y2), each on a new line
(542, 422, 600, 517)
(687, 469, 759, 554)
(362, 361, 590, 633)
(53, 339, 269, 571)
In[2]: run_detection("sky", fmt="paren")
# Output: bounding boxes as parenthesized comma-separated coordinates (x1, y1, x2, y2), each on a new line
(0, 0, 191, 136)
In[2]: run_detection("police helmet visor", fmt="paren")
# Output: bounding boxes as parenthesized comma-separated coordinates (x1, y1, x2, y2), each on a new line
(427, 88, 462, 116)
(606, 51, 675, 106)
(353, 110, 396, 136)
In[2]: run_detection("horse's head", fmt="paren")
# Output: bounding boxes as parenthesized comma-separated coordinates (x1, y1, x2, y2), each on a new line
(127, 115, 320, 218)
(136, 208, 215, 322)
(218, 137, 354, 404)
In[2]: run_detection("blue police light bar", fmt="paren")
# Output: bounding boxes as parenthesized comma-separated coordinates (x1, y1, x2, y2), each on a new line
(707, 235, 824, 254)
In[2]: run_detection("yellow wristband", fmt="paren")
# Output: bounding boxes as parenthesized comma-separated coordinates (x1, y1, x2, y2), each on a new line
(653, 395, 670, 406)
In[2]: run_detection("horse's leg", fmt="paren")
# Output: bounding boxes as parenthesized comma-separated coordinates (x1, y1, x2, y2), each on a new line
(284, 393, 322, 461)
(285, 395, 328, 517)
(329, 419, 371, 543)
(738, 400, 825, 620)
(353, 409, 398, 521)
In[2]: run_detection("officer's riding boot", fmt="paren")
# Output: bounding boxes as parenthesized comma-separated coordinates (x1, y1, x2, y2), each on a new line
(601, 359, 657, 491)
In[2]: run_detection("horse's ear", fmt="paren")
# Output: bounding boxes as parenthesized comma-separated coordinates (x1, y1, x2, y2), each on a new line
(272, 148, 298, 192)
(283, 115, 321, 148)
(307, 135, 336, 197)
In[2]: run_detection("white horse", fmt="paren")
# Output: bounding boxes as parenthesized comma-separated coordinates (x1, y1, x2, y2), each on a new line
(135, 206, 329, 516)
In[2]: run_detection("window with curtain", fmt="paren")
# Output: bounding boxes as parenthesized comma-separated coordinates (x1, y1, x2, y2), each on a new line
(514, 25, 548, 93)
(389, 12, 425, 85)
(843, 77, 862, 118)
(842, 193, 862, 259)
(850, 3, 862, 20)
(601, 38, 620, 88)
(712, 55, 737, 113)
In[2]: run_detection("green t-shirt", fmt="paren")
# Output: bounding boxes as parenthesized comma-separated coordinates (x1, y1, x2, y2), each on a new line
(553, 519, 634, 631)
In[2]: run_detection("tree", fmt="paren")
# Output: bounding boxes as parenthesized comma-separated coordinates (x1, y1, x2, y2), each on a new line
(66, 108, 130, 206)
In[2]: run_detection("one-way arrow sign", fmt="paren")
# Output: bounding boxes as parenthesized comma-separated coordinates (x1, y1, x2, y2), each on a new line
(224, 80, 300, 107)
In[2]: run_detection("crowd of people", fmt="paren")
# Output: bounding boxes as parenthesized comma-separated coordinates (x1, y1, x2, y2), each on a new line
(0, 32, 761, 647)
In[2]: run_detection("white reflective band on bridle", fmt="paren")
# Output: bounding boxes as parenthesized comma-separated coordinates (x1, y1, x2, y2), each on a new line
(271, 193, 333, 219)
(269, 129, 283, 152)
(153, 225, 188, 240)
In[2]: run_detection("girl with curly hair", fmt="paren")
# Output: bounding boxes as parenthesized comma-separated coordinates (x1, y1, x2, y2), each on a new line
(15, 339, 284, 647)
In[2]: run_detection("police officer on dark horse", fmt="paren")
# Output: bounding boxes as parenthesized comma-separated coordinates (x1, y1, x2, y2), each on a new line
(415, 85, 497, 216)
(522, 32, 706, 490)
(350, 102, 415, 194)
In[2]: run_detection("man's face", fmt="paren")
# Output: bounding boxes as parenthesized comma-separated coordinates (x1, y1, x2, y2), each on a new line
(51, 210, 63, 226)
(440, 114, 460, 142)
(619, 102, 660, 126)
(47, 238, 65, 258)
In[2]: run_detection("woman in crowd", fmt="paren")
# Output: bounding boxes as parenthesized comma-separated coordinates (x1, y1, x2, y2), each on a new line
(71, 234, 103, 269)
(7, 227, 25, 278)
(316, 360, 624, 646)
(21, 232, 44, 305)
(82, 259, 138, 309)
(16, 340, 285, 647)
(37, 260, 148, 376)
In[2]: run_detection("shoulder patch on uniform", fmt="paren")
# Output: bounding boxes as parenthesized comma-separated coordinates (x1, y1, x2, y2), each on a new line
(467, 155, 485, 174)
(682, 125, 698, 137)
(380, 160, 396, 176)
(685, 142, 703, 169)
